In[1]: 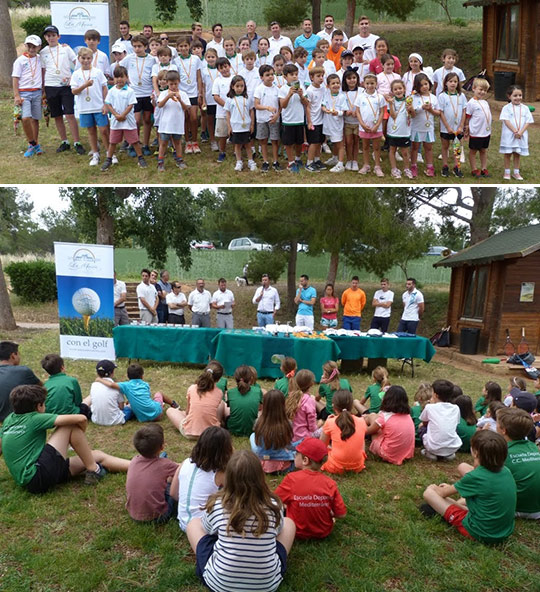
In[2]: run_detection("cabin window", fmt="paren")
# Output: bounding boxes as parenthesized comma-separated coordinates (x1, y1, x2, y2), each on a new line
(497, 4, 519, 62)
(462, 266, 488, 320)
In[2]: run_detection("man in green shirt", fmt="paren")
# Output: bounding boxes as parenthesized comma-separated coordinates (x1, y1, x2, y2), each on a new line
(41, 353, 90, 418)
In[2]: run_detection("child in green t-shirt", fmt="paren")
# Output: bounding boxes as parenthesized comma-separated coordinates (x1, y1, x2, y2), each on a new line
(274, 357, 297, 397)
(359, 365, 388, 414)
(474, 380, 502, 417)
(0, 384, 130, 494)
(410, 382, 432, 445)
(454, 394, 477, 453)
(41, 353, 90, 418)
(422, 430, 516, 544)
(225, 365, 263, 437)
(316, 360, 363, 419)
(208, 359, 227, 396)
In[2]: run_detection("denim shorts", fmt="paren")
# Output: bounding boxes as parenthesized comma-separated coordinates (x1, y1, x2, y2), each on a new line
(79, 112, 109, 128)
(159, 132, 182, 141)
(20, 89, 42, 119)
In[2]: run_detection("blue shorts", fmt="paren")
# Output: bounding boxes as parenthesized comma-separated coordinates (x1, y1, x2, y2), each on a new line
(159, 132, 182, 141)
(79, 112, 109, 128)
(342, 315, 361, 331)
(20, 90, 42, 120)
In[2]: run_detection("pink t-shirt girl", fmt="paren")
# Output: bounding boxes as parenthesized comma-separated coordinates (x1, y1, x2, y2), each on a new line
(369, 411, 415, 465)
(292, 393, 317, 442)
(182, 385, 223, 437)
(320, 296, 339, 321)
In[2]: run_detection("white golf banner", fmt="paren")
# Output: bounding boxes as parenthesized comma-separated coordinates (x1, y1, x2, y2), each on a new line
(50, 1, 110, 55)
(54, 242, 115, 360)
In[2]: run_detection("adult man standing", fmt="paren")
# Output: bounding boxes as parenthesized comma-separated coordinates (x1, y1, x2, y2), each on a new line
(206, 23, 225, 57)
(113, 271, 130, 326)
(0, 341, 42, 422)
(326, 30, 345, 70)
(294, 19, 321, 63)
(137, 268, 158, 324)
(341, 276, 366, 330)
(370, 278, 394, 333)
(166, 281, 187, 325)
(188, 279, 212, 327)
(159, 33, 178, 58)
(347, 15, 379, 60)
(156, 270, 172, 323)
(142, 25, 154, 40)
(253, 274, 280, 327)
(268, 21, 293, 57)
(191, 22, 207, 51)
(246, 20, 260, 52)
(317, 15, 348, 45)
(397, 278, 424, 335)
(115, 20, 134, 54)
(294, 274, 317, 330)
(212, 278, 235, 329)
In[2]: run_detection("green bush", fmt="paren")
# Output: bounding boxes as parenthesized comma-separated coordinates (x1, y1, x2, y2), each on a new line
(5, 261, 57, 303)
(20, 15, 51, 45)
(453, 18, 468, 27)
(247, 250, 287, 284)
(263, 0, 309, 28)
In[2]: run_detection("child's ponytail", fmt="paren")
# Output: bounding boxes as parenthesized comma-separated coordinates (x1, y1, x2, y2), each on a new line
(234, 365, 252, 395)
(196, 366, 216, 396)
(333, 389, 356, 440)
(321, 360, 340, 392)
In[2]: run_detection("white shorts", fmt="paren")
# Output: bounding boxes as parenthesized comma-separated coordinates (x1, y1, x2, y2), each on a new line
(295, 314, 314, 330)
(215, 117, 228, 138)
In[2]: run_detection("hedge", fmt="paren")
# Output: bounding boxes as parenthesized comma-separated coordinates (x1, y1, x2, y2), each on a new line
(4, 261, 57, 303)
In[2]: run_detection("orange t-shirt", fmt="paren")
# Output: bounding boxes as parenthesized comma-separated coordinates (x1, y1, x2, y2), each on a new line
(327, 46, 344, 70)
(322, 415, 367, 473)
(341, 287, 366, 317)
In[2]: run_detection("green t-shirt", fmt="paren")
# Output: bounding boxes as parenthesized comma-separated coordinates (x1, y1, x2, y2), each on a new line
(456, 417, 477, 453)
(410, 404, 423, 443)
(318, 378, 352, 414)
(44, 372, 82, 415)
(505, 439, 540, 514)
(364, 383, 383, 414)
(274, 376, 289, 396)
(1, 411, 58, 486)
(474, 395, 487, 416)
(216, 377, 228, 400)
(227, 385, 263, 437)
(454, 465, 516, 544)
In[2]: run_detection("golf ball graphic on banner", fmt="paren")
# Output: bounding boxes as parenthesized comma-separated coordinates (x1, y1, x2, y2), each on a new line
(72, 288, 101, 330)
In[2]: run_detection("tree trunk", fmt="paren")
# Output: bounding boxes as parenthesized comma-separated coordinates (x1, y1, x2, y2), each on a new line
(0, 258, 17, 330)
(0, 0, 18, 86)
(326, 251, 339, 285)
(469, 187, 497, 244)
(344, 0, 356, 38)
(96, 194, 114, 245)
(286, 241, 298, 316)
(108, 0, 123, 52)
(311, 0, 321, 35)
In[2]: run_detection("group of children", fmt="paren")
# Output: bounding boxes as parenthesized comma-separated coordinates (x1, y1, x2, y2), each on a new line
(13, 27, 534, 179)
(1, 348, 539, 591)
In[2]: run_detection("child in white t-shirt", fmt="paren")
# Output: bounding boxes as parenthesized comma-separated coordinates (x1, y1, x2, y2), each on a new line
(272, 55, 286, 89)
(432, 48, 465, 97)
(151, 46, 178, 96)
(157, 70, 190, 172)
(224, 75, 256, 172)
(239, 50, 260, 97)
(438, 72, 467, 179)
(355, 73, 386, 177)
(294, 47, 309, 88)
(254, 65, 281, 172)
(310, 48, 336, 80)
(89, 360, 127, 426)
(70, 48, 109, 167)
(212, 58, 233, 163)
(256, 37, 272, 68)
(465, 77, 492, 178)
(410, 73, 439, 178)
(387, 79, 413, 179)
(322, 73, 347, 173)
(79, 29, 112, 81)
(201, 48, 220, 151)
(342, 69, 361, 171)
(305, 67, 326, 172)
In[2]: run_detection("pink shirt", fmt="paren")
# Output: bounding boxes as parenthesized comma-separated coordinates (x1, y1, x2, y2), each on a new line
(292, 393, 317, 441)
(376, 71, 401, 95)
(320, 296, 339, 320)
(183, 385, 223, 437)
(369, 412, 415, 465)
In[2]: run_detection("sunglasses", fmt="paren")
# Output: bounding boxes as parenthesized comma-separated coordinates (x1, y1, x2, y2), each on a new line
(160, 37, 169, 41)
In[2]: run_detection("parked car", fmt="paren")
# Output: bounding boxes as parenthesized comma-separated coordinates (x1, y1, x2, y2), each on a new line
(190, 240, 216, 250)
(424, 246, 457, 257)
(227, 237, 272, 251)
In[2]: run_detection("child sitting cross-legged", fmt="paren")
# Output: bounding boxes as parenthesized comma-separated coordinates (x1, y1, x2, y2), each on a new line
(0, 384, 130, 493)
(125, 424, 180, 523)
(285, 369, 322, 443)
(454, 394, 477, 453)
(422, 430, 516, 544)
(410, 382, 432, 445)
(275, 437, 347, 539)
(88, 359, 129, 426)
(224, 365, 263, 437)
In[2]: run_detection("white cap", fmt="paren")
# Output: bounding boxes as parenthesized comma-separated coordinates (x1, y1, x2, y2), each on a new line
(25, 35, 42, 46)
(111, 43, 125, 53)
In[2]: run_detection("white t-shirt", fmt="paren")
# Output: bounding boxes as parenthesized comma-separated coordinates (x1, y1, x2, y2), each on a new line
(499, 102, 533, 153)
(151, 62, 178, 78)
(274, 74, 286, 90)
(254, 83, 279, 123)
(432, 65, 465, 96)
(120, 54, 156, 97)
(173, 54, 202, 98)
(239, 66, 260, 97)
(373, 289, 394, 318)
(347, 33, 379, 60)
(157, 89, 189, 134)
(355, 91, 386, 131)
(438, 92, 467, 134)
(224, 95, 254, 133)
(317, 28, 348, 43)
(268, 35, 293, 56)
(410, 93, 439, 134)
(353, 63, 369, 84)
(226, 53, 243, 76)
(188, 289, 212, 314)
(211, 289, 235, 313)
(137, 281, 158, 310)
(90, 378, 125, 426)
(166, 291, 187, 315)
(255, 54, 272, 68)
(278, 84, 305, 125)
(74, 49, 111, 78)
(177, 459, 218, 531)
(322, 90, 347, 137)
(420, 402, 461, 456)
(305, 84, 325, 126)
(114, 280, 127, 306)
(387, 97, 410, 137)
(105, 85, 137, 129)
(320, 60, 337, 80)
(401, 289, 424, 321)
(296, 63, 308, 88)
(115, 36, 135, 54)
(12, 54, 42, 90)
(466, 98, 492, 137)
(206, 39, 225, 57)
(70, 67, 107, 114)
(212, 74, 233, 118)
(201, 64, 219, 105)
(344, 90, 360, 124)
(40, 44, 76, 87)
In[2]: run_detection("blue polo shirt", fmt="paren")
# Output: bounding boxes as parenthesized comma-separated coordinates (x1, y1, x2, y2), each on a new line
(294, 33, 321, 62)
(297, 286, 316, 316)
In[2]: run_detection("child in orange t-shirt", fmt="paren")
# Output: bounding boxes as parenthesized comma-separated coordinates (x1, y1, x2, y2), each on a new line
(321, 389, 367, 473)
(341, 276, 366, 330)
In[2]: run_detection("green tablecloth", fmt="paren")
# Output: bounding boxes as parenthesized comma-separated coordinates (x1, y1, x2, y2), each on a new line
(113, 325, 222, 364)
(328, 335, 436, 362)
(212, 330, 341, 380)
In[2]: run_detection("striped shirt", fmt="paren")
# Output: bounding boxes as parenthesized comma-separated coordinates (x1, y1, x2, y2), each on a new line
(201, 498, 284, 592)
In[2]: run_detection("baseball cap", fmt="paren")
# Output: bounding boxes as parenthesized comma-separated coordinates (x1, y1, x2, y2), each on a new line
(296, 437, 328, 463)
(43, 25, 59, 35)
(352, 46, 364, 53)
(341, 50, 353, 58)
(512, 391, 537, 413)
(96, 359, 118, 377)
(25, 35, 42, 46)
(111, 42, 126, 53)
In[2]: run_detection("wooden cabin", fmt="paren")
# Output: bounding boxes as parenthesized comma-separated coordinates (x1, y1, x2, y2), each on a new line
(464, 0, 540, 101)
(434, 224, 540, 355)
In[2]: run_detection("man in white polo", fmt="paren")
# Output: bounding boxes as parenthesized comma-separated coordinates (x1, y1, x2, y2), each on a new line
(166, 281, 187, 325)
(188, 278, 212, 327)
(347, 15, 379, 60)
(113, 271, 130, 326)
(253, 274, 280, 327)
(268, 21, 293, 58)
(317, 15, 348, 45)
(137, 268, 158, 324)
(397, 278, 424, 335)
(211, 278, 235, 329)
(206, 23, 225, 57)
(370, 278, 394, 333)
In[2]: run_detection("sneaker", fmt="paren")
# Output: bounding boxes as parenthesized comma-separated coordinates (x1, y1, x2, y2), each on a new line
(101, 157, 113, 171)
(419, 503, 439, 518)
(345, 161, 352, 171)
(325, 156, 338, 167)
(247, 159, 257, 171)
(128, 146, 137, 158)
(480, 169, 490, 178)
(56, 141, 70, 153)
(374, 166, 384, 177)
(234, 160, 243, 171)
(314, 160, 327, 170)
(512, 171, 524, 181)
(438, 453, 456, 462)
(503, 171, 511, 181)
(185, 143, 194, 154)
(322, 143, 331, 154)
(151, 137, 159, 147)
(261, 161, 270, 173)
(34, 144, 43, 155)
(84, 463, 107, 485)
(330, 162, 345, 173)
(217, 152, 226, 163)
(287, 162, 299, 173)
(421, 449, 437, 461)
(142, 145, 152, 156)
(74, 142, 85, 155)
(395, 150, 403, 162)
(381, 140, 389, 152)
(425, 165, 435, 177)
(210, 141, 219, 152)
(358, 164, 371, 175)
(453, 166, 464, 178)
(111, 155, 119, 165)
(403, 168, 413, 179)
(201, 130, 209, 142)
(295, 159, 304, 169)
(441, 165, 449, 178)
(272, 161, 283, 172)
(138, 156, 148, 168)
(89, 153, 100, 166)
(175, 158, 187, 169)
(157, 160, 165, 172)
(410, 164, 418, 178)
(23, 144, 36, 158)
(192, 142, 201, 154)
(305, 162, 319, 172)
(391, 167, 401, 179)
(119, 140, 129, 152)
(417, 153, 424, 164)
(351, 161, 359, 171)
(471, 169, 481, 178)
